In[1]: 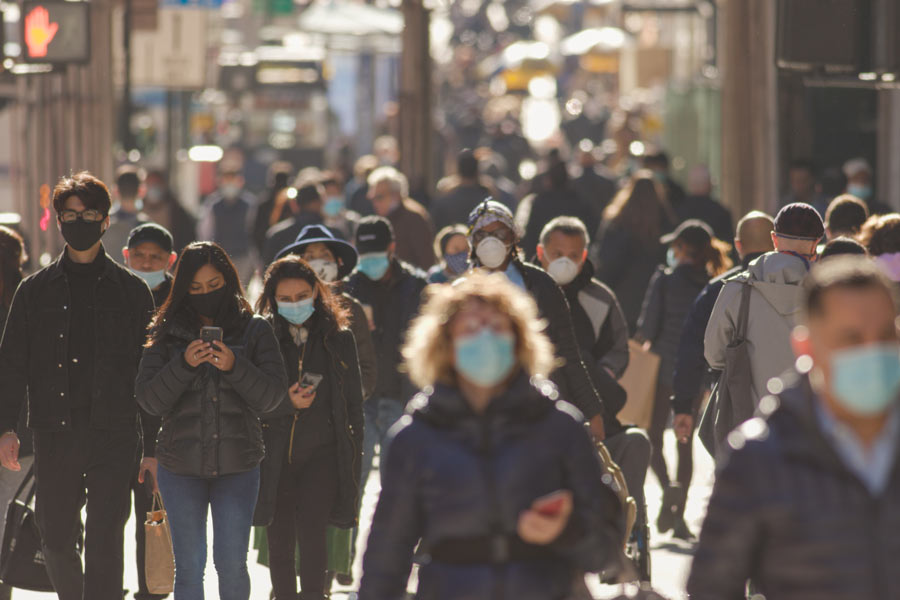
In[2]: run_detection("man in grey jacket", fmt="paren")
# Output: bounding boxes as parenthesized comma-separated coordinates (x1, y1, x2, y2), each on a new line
(704, 203, 824, 418)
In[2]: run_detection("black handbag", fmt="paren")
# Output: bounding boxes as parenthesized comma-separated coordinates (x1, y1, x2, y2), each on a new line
(0, 465, 54, 591)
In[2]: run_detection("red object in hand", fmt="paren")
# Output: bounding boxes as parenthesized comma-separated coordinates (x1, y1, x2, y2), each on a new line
(533, 491, 567, 517)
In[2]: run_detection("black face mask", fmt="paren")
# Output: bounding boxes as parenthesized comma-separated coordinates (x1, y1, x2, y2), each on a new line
(61, 220, 105, 252)
(189, 287, 228, 319)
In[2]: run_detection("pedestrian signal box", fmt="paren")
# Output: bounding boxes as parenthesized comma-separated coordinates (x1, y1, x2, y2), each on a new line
(21, 1, 90, 64)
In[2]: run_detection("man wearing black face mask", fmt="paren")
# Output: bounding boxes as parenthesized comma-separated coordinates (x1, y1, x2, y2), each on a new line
(0, 172, 155, 600)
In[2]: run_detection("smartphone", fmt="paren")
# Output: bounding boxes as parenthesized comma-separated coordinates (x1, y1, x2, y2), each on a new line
(300, 372, 324, 392)
(200, 326, 223, 344)
(533, 491, 568, 517)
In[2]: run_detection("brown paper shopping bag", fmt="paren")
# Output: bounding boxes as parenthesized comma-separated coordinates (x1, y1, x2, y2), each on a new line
(616, 339, 660, 430)
(144, 491, 175, 594)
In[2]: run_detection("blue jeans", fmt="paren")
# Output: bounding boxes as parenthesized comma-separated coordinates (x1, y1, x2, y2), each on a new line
(359, 396, 406, 491)
(157, 465, 260, 600)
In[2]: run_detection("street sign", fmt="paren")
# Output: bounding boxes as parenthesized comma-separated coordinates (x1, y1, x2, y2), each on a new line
(20, 1, 90, 64)
(161, 0, 223, 10)
(132, 8, 207, 89)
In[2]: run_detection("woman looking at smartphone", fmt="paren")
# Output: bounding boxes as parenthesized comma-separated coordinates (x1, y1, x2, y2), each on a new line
(253, 256, 364, 600)
(136, 242, 287, 600)
(359, 272, 623, 600)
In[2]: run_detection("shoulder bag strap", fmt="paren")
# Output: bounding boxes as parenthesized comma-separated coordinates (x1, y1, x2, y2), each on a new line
(734, 281, 753, 342)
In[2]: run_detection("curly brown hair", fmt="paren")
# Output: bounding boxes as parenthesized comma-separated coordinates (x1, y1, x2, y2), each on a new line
(402, 271, 556, 389)
(860, 214, 900, 257)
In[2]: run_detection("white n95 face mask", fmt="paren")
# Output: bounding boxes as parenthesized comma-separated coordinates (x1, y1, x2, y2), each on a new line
(547, 257, 580, 285)
(475, 237, 509, 269)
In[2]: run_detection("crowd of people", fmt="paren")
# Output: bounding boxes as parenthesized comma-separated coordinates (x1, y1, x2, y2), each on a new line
(0, 140, 897, 600)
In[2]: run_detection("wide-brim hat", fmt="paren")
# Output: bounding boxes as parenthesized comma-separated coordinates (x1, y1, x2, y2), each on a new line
(275, 224, 359, 279)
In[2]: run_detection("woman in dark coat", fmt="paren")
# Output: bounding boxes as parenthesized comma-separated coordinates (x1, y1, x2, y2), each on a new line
(359, 272, 623, 600)
(253, 256, 364, 600)
(136, 242, 287, 600)
(591, 171, 677, 333)
(637, 220, 732, 540)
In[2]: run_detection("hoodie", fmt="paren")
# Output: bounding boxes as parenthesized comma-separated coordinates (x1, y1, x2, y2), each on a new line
(704, 252, 808, 408)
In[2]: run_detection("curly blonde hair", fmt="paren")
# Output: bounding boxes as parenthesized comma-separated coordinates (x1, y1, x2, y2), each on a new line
(402, 271, 557, 389)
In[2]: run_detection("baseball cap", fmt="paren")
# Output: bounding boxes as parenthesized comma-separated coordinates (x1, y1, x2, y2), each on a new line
(660, 219, 713, 246)
(127, 223, 174, 253)
(355, 216, 394, 254)
(774, 203, 825, 241)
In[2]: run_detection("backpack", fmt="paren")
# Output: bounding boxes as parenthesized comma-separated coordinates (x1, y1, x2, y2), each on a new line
(698, 279, 754, 460)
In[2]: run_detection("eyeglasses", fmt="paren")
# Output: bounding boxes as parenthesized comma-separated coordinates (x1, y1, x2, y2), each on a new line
(59, 209, 106, 224)
(472, 227, 515, 245)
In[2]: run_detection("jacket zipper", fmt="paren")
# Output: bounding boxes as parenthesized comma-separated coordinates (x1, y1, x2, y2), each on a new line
(287, 412, 299, 464)
(480, 418, 506, 600)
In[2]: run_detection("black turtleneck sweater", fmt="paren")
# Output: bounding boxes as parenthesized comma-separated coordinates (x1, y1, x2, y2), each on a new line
(63, 251, 105, 412)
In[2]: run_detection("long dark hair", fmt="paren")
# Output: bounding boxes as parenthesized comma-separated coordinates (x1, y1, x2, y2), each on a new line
(0, 226, 25, 310)
(256, 256, 349, 334)
(675, 235, 734, 278)
(603, 171, 677, 246)
(147, 242, 252, 346)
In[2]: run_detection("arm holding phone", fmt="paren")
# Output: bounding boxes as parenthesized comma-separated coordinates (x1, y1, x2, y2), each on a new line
(289, 372, 323, 410)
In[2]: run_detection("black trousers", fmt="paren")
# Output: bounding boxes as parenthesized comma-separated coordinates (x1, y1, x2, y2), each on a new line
(267, 443, 339, 600)
(648, 380, 694, 490)
(33, 415, 139, 600)
(131, 460, 168, 599)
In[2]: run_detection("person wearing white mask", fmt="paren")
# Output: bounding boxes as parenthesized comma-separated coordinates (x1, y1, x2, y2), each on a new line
(537, 216, 630, 378)
(536, 216, 651, 533)
(122, 223, 177, 600)
(465, 200, 618, 441)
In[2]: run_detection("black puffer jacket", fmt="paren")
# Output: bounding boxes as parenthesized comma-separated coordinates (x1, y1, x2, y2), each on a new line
(136, 313, 287, 478)
(359, 374, 624, 600)
(253, 314, 364, 528)
(688, 372, 900, 600)
(515, 259, 613, 421)
(637, 264, 709, 384)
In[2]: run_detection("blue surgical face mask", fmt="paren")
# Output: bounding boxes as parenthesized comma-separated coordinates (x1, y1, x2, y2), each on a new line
(830, 343, 900, 416)
(848, 184, 873, 201)
(324, 196, 345, 217)
(277, 297, 316, 326)
(444, 250, 469, 275)
(358, 252, 390, 281)
(454, 328, 516, 387)
(666, 247, 678, 268)
(133, 268, 167, 290)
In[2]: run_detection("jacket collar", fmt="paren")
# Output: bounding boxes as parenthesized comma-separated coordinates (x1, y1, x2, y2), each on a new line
(773, 374, 900, 481)
(410, 372, 556, 428)
(564, 259, 595, 296)
(47, 246, 118, 283)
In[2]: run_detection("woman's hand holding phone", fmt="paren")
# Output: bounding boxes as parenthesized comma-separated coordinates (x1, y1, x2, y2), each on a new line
(289, 382, 316, 410)
(185, 339, 213, 368)
(517, 490, 573, 545)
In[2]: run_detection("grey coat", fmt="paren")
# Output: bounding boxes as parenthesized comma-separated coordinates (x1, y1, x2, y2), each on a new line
(705, 252, 808, 407)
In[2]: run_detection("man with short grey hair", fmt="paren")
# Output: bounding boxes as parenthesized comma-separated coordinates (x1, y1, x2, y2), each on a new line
(367, 166, 435, 270)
